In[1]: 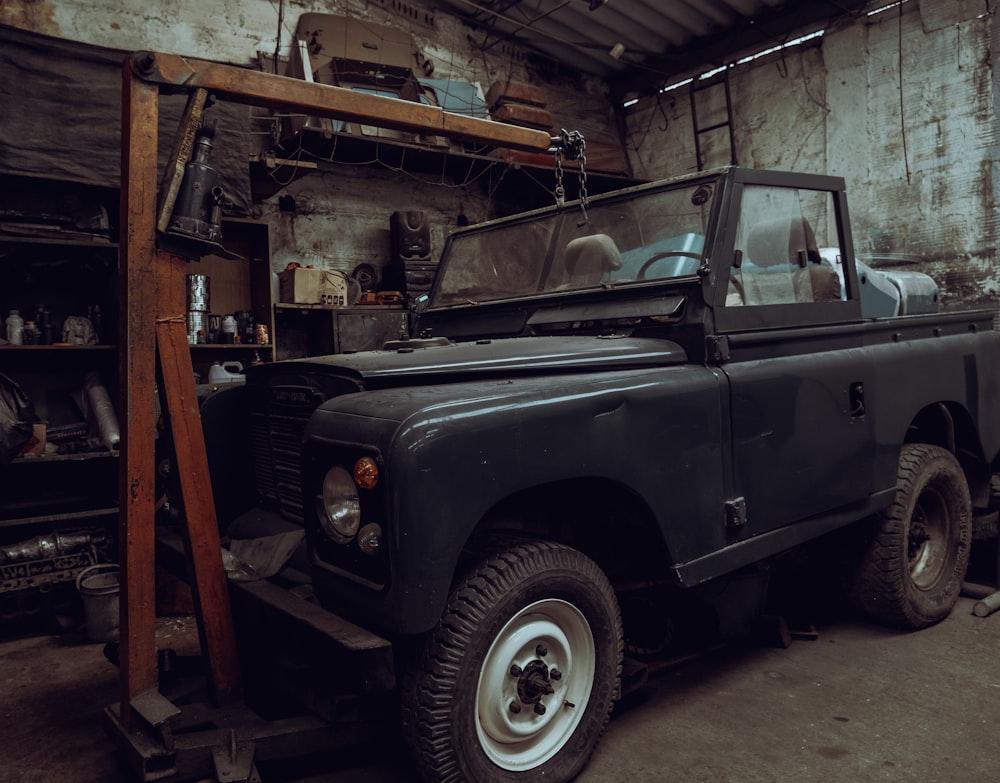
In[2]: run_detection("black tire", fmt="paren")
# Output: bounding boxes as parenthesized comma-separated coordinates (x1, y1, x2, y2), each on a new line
(400, 540, 623, 783)
(848, 443, 972, 629)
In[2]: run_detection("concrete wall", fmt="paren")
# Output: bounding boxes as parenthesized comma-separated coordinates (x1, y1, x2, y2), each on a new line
(6, 1, 997, 307)
(624, 1, 998, 308)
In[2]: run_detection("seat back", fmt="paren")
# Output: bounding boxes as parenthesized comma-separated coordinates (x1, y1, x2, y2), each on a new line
(741, 216, 840, 304)
(562, 234, 622, 286)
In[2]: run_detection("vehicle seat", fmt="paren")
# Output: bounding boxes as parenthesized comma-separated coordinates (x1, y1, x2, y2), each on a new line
(742, 216, 840, 304)
(563, 234, 622, 286)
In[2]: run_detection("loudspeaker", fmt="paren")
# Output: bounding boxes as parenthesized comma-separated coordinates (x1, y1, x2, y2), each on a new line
(390, 210, 431, 261)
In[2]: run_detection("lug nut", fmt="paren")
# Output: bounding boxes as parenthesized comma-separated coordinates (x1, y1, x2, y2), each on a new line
(509, 664, 522, 677)
(509, 701, 521, 714)
(550, 668, 562, 680)
(534, 702, 546, 715)
(535, 644, 548, 657)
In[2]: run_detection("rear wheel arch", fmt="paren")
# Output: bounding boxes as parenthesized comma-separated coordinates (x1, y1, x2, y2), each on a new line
(905, 401, 989, 506)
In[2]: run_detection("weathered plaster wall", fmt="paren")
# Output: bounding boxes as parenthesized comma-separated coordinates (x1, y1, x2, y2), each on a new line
(625, 1, 999, 308)
(0, 0, 616, 280)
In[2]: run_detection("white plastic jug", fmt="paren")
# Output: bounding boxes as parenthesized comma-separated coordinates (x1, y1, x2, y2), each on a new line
(208, 360, 244, 384)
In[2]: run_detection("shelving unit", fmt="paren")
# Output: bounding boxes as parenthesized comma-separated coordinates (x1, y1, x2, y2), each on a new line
(185, 218, 274, 382)
(0, 176, 120, 543)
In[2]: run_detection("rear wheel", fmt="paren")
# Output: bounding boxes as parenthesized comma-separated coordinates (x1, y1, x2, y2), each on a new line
(401, 540, 622, 783)
(848, 443, 971, 628)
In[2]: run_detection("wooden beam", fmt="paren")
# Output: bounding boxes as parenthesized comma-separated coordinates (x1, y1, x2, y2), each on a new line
(118, 56, 161, 723)
(129, 51, 555, 154)
(154, 250, 241, 703)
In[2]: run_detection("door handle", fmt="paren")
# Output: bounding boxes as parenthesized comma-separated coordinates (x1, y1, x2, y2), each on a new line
(849, 382, 865, 418)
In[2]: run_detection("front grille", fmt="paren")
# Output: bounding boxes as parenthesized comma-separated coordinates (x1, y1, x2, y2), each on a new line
(248, 371, 364, 524)
(251, 407, 313, 522)
(250, 383, 327, 523)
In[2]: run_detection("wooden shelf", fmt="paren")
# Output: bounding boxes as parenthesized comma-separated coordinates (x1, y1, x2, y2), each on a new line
(274, 302, 403, 312)
(10, 450, 118, 465)
(0, 506, 118, 530)
(252, 127, 640, 209)
(0, 344, 116, 351)
(0, 234, 116, 248)
(190, 343, 273, 351)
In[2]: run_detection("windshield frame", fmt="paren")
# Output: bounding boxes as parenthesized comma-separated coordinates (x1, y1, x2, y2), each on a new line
(427, 168, 730, 311)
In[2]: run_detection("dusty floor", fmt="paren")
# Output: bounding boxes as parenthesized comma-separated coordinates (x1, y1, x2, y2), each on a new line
(2, 588, 1000, 782)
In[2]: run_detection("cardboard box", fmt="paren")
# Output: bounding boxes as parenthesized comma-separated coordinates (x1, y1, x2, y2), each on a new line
(278, 268, 349, 306)
(19, 422, 46, 457)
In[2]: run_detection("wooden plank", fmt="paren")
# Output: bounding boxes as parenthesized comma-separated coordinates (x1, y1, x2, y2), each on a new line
(156, 87, 207, 234)
(154, 249, 241, 704)
(133, 51, 555, 153)
(119, 57, 161, 722)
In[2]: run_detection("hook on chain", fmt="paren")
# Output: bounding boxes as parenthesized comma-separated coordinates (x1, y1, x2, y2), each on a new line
(550, 129, 589, 222)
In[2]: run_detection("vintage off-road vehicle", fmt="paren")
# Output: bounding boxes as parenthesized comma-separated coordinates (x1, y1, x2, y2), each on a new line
(203, 166, 1000, 783)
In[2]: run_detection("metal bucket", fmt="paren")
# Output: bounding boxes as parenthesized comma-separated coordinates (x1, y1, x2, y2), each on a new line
(76, 563, 119, 642)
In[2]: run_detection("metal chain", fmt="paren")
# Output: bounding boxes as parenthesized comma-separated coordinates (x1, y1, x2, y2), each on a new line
(576, 136, 589, 224)
(551, 129, 588, 221)
(554, 146, 566, 208)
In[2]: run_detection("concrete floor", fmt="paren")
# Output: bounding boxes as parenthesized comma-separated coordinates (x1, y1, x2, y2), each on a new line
(0, 598, 1000, 783)
(3, 589, 1000, 783)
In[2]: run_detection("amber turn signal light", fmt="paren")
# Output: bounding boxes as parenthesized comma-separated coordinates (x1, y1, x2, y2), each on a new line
(353, 456, 379, 489)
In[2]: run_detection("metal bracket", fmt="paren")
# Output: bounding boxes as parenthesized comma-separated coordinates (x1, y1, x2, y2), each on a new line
(707, 334, 730, 362)
(212, 729, 260, 783)
(725, 497, 747, 529)
(130, 687, 182, 751)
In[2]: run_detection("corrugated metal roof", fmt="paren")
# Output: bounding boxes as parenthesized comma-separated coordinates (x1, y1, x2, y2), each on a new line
(435, 0, 873, 98)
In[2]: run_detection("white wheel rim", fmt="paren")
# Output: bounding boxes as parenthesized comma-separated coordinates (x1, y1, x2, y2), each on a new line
(475, 598, 596, 771)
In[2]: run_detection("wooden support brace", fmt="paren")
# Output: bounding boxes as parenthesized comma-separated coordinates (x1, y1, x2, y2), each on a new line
(155, 249, 241, 703)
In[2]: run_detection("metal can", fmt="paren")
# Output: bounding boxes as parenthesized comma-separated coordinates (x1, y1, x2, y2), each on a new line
(255, 323, 270, 345)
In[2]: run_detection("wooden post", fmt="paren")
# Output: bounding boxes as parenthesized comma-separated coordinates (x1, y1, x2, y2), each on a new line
(118, 58, 161, 723)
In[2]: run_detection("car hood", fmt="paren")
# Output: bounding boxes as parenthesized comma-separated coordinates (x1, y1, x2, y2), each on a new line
(249, 334, 689, 388)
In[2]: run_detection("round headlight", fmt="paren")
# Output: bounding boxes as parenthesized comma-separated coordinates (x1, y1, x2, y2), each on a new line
(317, 466, 361, 543)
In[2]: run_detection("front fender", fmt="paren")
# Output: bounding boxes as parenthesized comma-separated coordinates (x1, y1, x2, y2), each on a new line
(306, 365, 726, 635)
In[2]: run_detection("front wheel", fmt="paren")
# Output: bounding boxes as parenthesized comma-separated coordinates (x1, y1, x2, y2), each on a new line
(401, 540, 623, 783)
(847, 443, 971, 629)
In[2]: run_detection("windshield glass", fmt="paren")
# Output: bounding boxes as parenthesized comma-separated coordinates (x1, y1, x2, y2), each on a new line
(431, 179, 717, 307)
